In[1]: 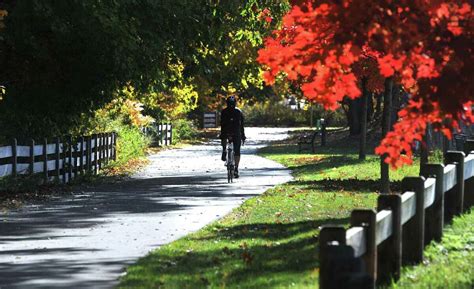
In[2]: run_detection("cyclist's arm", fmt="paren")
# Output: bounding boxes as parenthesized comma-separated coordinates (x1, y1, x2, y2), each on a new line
(220, 109, 227, 139)
(240, 110, 246, 141)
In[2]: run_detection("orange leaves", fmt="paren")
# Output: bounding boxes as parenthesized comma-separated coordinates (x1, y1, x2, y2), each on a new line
(257, 3, 362, 110)
(431, 2, 472, 36)
(259, 8, 273, 24)
(377, 55, 405, 78)
(376, 99, 473, 168)
(258, 0, 473, 167)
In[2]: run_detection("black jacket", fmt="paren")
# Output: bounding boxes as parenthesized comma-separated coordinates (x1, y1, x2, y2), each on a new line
(220, 107, 245, 139)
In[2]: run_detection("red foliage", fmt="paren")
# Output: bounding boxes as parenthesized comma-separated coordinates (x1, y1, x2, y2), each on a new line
(258, 0, 473, 168)
(259, 8, 273, 23)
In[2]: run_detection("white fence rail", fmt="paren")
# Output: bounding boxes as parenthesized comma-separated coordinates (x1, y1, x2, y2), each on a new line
(0, 132, 116, 184)
(319, 139, 474, 289)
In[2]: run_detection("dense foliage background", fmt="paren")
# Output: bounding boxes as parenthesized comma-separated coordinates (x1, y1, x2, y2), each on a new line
(0, 0, 290, 140)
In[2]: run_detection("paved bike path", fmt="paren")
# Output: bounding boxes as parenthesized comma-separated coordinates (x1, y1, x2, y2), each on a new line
(0, 128, 292, 289)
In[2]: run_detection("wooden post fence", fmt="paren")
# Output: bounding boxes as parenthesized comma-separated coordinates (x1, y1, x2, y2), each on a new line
(319, 142, 474, 289)
(43, 138, 48, 183)
(0, 132, 117, 184)
(55, 137, 61, 182)
(154, 123, 173, 147)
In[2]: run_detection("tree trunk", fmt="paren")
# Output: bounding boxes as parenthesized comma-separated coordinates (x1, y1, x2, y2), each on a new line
(359, 78, 368, 160)
(375, 92, 383, 120)
(348, 97, 362, 135)
(381, 77, 393, 194)
(367, 92, 374, 122)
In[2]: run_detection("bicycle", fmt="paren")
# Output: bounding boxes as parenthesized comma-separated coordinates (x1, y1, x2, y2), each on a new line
(225, 138, 235, 183)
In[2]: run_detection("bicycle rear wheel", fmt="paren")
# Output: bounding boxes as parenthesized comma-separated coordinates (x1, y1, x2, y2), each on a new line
(227, 167, 233, 183)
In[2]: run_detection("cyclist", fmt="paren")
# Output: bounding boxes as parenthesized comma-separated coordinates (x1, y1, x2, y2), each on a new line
(220, 95, 246, 178)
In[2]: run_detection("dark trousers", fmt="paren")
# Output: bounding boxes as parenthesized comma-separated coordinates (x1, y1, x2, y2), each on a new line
(221, 137, 241, 156)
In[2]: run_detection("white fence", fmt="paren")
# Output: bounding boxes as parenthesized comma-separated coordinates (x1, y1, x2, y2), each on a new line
(319, 140, 474, 288)
(0, 132, 116, 183)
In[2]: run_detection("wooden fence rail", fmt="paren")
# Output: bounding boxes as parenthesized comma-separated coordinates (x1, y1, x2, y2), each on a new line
(0, 132, 117, 184)
(157, 123, 173, 146)
(142, 123, 173, 146)
(319, 140, 474, 289)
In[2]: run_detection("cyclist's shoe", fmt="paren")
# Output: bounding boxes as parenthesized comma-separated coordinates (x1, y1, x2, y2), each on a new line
(221, 151, 227, 161)
(234, 169, 239, 178)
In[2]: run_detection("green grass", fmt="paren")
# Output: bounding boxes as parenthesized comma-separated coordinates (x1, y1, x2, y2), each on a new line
(119, 140, 422, 289)
(387, 208, 474, 289)
(259, 144, 418, 185)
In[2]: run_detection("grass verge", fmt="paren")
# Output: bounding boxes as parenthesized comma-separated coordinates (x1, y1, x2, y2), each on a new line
(119, 139, 420, 288)
(387, 208, 474, 289)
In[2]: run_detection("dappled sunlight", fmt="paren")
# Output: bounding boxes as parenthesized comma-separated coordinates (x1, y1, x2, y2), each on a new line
(0, 128, 293, 288)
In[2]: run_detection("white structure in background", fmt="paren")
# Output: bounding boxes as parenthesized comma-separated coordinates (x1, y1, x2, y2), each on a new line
(285, 96, 307, 110)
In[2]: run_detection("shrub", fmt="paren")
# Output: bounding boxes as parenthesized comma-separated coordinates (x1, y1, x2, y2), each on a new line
(76, 97, 153, 165)
(171, 118, 198, 143)
(242, 102, 346, 127)
(115, 125, 150, 165)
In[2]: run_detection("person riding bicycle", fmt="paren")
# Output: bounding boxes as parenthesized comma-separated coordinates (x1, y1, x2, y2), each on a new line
(220, 95, 246, 178)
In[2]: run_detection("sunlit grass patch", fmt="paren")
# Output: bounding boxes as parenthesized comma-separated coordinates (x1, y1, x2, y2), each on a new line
(118, 142, 427, 289)
(387, 208, 474, 289)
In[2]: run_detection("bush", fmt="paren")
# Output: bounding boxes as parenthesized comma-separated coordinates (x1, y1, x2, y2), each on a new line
(171, 118, 198, 143)
(76, 98, 153, 166)
(115, 125, 150, 165)
(242, 102, 347, 127)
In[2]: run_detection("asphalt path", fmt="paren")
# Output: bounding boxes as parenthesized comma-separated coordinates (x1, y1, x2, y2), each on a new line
(0, 128, 293, 289)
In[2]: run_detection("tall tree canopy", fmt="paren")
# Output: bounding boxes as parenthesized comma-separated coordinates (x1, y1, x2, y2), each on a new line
(258, 0, 473, 167)
(0, 0, 289, 138)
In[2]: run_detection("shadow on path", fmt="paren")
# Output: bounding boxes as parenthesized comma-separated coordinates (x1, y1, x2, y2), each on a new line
(0, 127, 293, 289)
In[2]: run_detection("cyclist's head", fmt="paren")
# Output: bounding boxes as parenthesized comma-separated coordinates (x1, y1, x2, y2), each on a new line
(226, 95, 237, 108)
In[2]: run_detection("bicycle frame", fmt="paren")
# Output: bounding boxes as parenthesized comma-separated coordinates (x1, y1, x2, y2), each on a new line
(225, 139, 235, 183)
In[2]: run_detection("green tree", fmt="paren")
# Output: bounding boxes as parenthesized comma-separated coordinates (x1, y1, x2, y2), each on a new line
(0, 0, 288, 138)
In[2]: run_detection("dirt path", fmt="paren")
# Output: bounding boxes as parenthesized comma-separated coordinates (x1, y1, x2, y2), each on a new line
(0, 128, 293, 289)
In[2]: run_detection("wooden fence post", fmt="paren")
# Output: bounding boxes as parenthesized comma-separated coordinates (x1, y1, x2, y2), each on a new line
(105, 133, 109, 164)
(67, 136, 73, 182)
(464, 140, 474, 155)
(43, 138, 48, 183)
(445, 151, 465, 219)
(112, 132, 117, 161)
(464, 151, 474, 211)
(377, 194, 402, 284)
(420, 164, 445, 243)
(321, 119, 327, 147)
(165, 123, 169, 146)
(401, 177, 425, 265)
(96, 134, 100, 171)
(99, 133, 103, 171)
(162, 123, 165, 146)
(93, 134, 99, 174)
(72, 138, 78, 178)
(158, 123, 165, 147)
(319, 226, 348, 289)
(157, 123, 161, 146)
(101, 133, 105, 165)
(109, 132, 113, 162)
(108, 132, 112, 162)
(103, 133, 107, 165)
(102, 133, 106, 166)
(29, 138, 35, 175)
(62, 140, 67, 184)
(350, 209, 376, 288)
(170, 123, 173, 145)
(79, 136, 84, 175)
(86, 136, 92, 172)
(11, 138, 17, 177)
(55, 137, 60, 182)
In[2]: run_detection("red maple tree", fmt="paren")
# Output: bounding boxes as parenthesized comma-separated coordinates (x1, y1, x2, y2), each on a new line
(258, 0, 473, 167)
